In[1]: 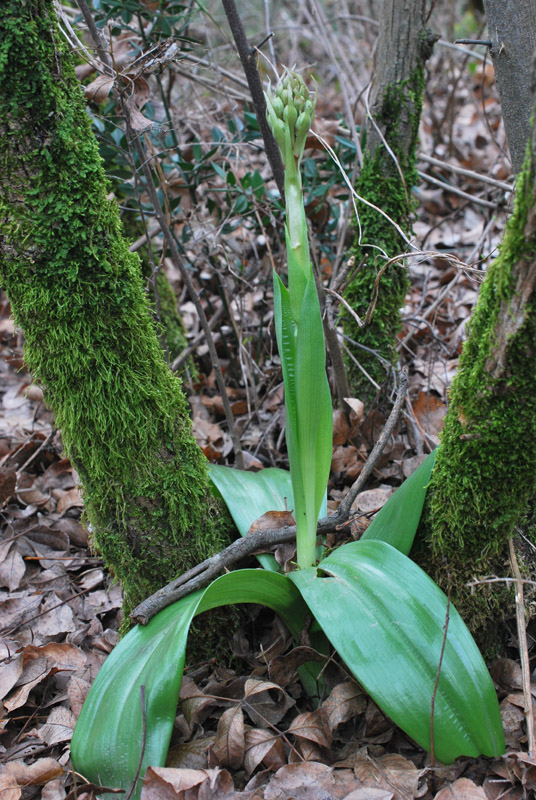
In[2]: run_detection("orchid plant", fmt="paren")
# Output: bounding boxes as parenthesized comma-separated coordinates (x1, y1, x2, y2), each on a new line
(70, 72, 505, 800)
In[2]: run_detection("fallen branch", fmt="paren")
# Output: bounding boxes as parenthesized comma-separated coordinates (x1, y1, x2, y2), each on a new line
(131, 368, 408, 624)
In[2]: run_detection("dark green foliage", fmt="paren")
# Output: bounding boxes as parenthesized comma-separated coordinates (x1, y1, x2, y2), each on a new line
(0, 0, 233, 622)
(344, 71, 424, 402)
(416, 151, 536, 647)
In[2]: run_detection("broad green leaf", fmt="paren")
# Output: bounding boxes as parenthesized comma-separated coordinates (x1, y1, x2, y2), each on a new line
(208, 463, 327, 570)
(71, 570, 312, 800)
(360, 448, 438, 555)
(290, 540, 505, 764)
(295, 275, 333, 529)
(273, 271, 298, 438)
(209, 464, 290, 571)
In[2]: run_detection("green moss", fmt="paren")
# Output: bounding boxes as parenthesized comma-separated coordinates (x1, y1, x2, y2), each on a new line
(344, 66, 425, 403)
(155, 269, 197, 375)
(416, 148, 536, 647)
(0, 0, 233, 626)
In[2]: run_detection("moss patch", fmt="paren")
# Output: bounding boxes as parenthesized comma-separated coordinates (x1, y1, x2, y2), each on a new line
(344, 67, 425, 403)
(0, 0, 233, 628)
(416, 148, 536, 649)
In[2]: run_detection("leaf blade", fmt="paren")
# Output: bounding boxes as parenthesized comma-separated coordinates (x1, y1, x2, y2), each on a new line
(290, 539, 505, 763)
(360, 449, 437, 554)
(71, 570, 310, 799)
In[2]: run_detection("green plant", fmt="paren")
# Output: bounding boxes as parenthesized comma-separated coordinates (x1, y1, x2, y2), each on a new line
(70, 72, 505, 799)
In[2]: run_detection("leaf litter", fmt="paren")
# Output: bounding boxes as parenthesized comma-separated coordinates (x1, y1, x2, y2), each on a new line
(1, 4, 535, 799)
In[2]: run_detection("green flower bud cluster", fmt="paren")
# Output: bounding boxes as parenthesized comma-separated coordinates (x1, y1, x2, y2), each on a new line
(265, 71, 316, 166)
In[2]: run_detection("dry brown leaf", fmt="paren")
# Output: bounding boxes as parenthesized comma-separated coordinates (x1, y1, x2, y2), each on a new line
(352, 485, 395, 514)
(179, 676, 215, 729)
(287, 710, 331, 749)
(342, 790, 393, 800)
(5, 642, 86, 712)
(352, 753, 420, 800)
(68, 675, 92, 718)
(269, 645, 325, 688)
(412, 392, 446, 439)
(321, 681, 366, 736)
(247, 511, 295, 536)
(263, 762, 356, 800)
(244, 728, 285, 775)
(84, 74, 115, 103)
(39, 704, 76, 745)
(499, 697, 525, 746)
(0, 467, 16, 503)
(0, 542, 26, 591)
(333, 410, 351, 445)
(141, 766, 255, 800)
(126, 101, 154, 132)
(343, 398, 365, 424)
(0, 651, 23, 701)
(433, 777, 487, 799)
(167, 737, 214, 770)
(242, 678, 294, 727)
(331, 445, 363, 480)
(2, 757, 63, 787)
(490, 658, 523, 691)
(209, 706, 245, 770)
(56, 488, 83, 515)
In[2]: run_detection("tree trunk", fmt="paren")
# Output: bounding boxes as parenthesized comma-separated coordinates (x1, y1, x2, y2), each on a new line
(418, 90, 536, 650)
(0, 0, 232, 623)
(482, 0, 536, 175)
(343, 0, 437, 403)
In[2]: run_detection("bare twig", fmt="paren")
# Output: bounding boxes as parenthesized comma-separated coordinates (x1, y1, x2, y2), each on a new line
(509, 537, 535, 756)
(131, 368, 409, 624)
(418, 152, 513, 193)
(220, 0, 285, 199)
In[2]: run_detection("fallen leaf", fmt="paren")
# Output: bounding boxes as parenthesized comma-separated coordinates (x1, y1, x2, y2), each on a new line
(352, 753, 420, 800)
(263, 762, 356, 800)
(321, 681, 366, 736)
(0, 542, 26, 591)
(352, 485, 395, 514)
(209, 706, 245, 770)
(287, 710, 331, 749)
(39, 704, 76, 745)
(244, 727, 285, 775)
(434, 777, 487, 799)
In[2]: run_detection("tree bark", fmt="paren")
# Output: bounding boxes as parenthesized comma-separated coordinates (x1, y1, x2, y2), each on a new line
(418, 97, 536, 649)
(482, 0, 536, 175)
(0, 0, 232, 623)
(343, 0, 437, 402)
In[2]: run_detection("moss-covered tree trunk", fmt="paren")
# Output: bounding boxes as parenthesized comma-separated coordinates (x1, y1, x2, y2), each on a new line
(0, 0, 232, 620)
(343, 0, 437, 401)
(418, 93, 536, 646)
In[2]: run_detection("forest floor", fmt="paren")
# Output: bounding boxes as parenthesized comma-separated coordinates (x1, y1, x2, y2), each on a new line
(2, 2, 536, 798)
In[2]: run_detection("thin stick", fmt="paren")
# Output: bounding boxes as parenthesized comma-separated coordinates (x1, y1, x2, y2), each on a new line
(509, 538, 535, 756)
(131, 368, 409, 624)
